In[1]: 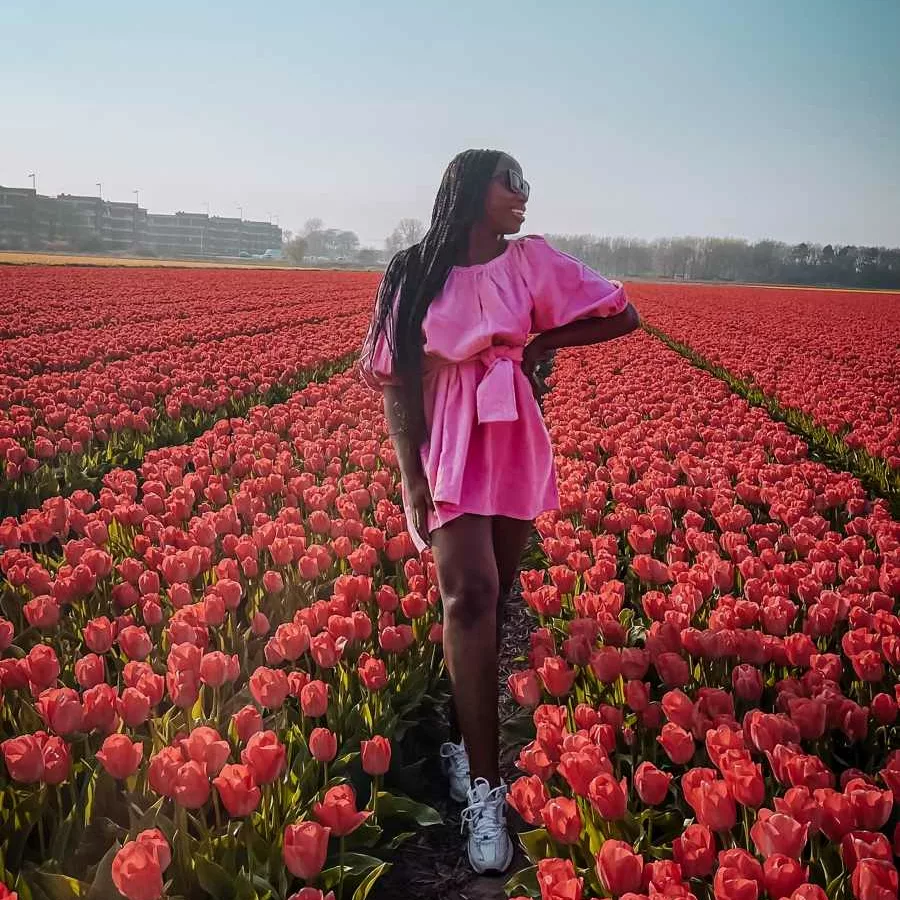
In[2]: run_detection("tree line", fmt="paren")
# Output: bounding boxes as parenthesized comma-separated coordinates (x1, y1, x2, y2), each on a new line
(545, 234, 900, 289)
(283, 218, 900, 289)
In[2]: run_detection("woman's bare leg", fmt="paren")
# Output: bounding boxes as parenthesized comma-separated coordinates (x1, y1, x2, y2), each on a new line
(491, 516, 535, 649)
(431, 514, 501, 786)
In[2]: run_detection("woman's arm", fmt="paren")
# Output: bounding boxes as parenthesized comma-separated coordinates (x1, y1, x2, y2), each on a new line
(383, 384, 434, 546)
(534, 302, 640, 354)
(383, 385, 425, 481)
(522, 303, 640, 388)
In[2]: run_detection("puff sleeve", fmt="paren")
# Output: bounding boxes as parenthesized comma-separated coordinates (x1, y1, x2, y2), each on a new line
(357, 299, 403, 390)
(523, 236, 629, 334)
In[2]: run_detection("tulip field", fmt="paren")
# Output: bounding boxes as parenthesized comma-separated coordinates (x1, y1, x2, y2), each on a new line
(0, 266, 899, 900)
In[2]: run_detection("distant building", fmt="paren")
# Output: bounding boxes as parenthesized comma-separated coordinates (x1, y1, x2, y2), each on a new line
(0, 184, 282, 257)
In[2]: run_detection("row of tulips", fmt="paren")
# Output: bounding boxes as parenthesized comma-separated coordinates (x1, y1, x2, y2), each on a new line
(630, 283, 900, 474)
(502, 331, 899, 900)
(641, 322, 899, 518)
(0, 271, 380, 514)
(0, 368, 446, 900)
(0, 267, 379, 345)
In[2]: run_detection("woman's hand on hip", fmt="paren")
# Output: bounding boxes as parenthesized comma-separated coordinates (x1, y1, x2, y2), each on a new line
(522, 336, 552, 400)
(405, 471, 435, 547)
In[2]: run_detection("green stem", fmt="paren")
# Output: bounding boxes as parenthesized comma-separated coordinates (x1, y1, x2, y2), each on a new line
(338, 834, 346, 900)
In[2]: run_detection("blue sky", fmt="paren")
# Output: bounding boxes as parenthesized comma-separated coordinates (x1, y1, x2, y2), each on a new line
(3, 0, 899, 247)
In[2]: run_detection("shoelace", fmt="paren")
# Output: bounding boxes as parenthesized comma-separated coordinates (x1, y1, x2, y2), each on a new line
(441, 744, 469, 776)
(461, 786, 506, 839)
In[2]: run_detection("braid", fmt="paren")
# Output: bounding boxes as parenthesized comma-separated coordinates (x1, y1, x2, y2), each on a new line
(361, 148, 504, 446)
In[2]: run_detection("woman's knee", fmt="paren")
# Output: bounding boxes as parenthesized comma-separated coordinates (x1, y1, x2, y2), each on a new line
(442, 572, 499, 626)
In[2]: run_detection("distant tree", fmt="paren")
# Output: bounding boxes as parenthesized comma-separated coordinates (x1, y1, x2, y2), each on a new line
(356, 247, 380, 266)
(284, 236, 307, 265)
(302, 218, 324, 237)
(332, 230, 360, 258)
(385, 218, 425, 256)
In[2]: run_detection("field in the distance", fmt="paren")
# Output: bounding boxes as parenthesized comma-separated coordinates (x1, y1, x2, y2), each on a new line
(0, 250, 299, 268)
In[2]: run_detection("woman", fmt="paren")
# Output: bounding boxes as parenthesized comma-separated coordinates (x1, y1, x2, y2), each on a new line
(358, 149, 639, 873)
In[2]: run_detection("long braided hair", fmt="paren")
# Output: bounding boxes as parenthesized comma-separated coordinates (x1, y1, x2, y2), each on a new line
(361, 148, 505, 447)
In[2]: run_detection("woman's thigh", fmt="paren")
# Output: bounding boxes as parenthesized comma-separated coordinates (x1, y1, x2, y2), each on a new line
(430, 514, 500, 608)
(491, 515, 535, 599)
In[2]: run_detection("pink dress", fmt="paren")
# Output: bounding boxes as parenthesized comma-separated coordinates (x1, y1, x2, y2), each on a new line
(358, 235, 629, 552)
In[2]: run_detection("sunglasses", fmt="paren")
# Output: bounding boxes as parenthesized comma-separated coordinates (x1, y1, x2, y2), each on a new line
(494, 168, 530, 201)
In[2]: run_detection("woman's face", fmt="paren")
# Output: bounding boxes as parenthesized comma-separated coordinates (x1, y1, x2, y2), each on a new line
(482, 155, 528, 235)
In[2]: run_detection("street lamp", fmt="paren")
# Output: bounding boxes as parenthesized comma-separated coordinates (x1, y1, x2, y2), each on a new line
(133, 189, 140, 207)
(96, 182, 102, 199)
(236, 204, 243, 256)
(28, 173, 36, 192)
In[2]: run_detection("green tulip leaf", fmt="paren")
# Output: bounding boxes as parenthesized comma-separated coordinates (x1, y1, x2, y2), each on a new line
(27, 872, 89, 900)
(351, 862, 390, 900)
(505, 863, 539, 898)
(384, 830, 416, 850)
(85, 841, 121, 900)
(195, 857, 237, 900)
(342, 819, 383, 850)
(517, 827, 554, 863)
(374, 791, 441, 827)
(319, 853, 385, 891)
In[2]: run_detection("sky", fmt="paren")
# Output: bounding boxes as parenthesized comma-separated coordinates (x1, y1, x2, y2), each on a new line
(3, 0, 899, 248)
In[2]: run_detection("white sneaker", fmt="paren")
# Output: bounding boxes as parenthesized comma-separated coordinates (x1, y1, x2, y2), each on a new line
(461, 777, 514, 875)
(440, 740, 470, 803)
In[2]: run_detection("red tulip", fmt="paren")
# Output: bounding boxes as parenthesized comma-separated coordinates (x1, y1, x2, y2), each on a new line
(173, 760, 210, 809)
(541, 797, 582, 845)
(83, 616, 116, 653)
(40, 734, 71, 785)
(360, 736, 391, 776)
(596, 840, 644, 897)
(508, 670, 542, 707)
(657, 723, 695, 764)
(213, 763, 261, 817)
(184, 726, 230, 776)
(537, 857, 583, 900)
(112, 839, 166, 900)
(249, 666, 289, 709)
(537, 656, 576, 697)
(693, 779, 737, 832)
(117, 688, 151, 727)
(118, 625, 153, 661)
(148, 746, 184, 798)
(36, 687, 83, 735)
(241, 730, 286, 784)
(97, 734, 143, 780)
(300, 680, 329, 717)
(309, 728, 338, 763)
(232, 705, 263, 743)
(763, 855, 808, 900)
(634, 761, 672, 806)
(851, 860, 898, 900)
(313, 784, 371, 836)
(673, 823, 715, 877)
(714, 867, 759, 900)
(508, 774, 551, 826)
(1, 734, 44, 783)
(588, 773, 628, 820)
(841, 831, 893, 872)
(283, 821, 331, 880)
(750, 810, 809, 858)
